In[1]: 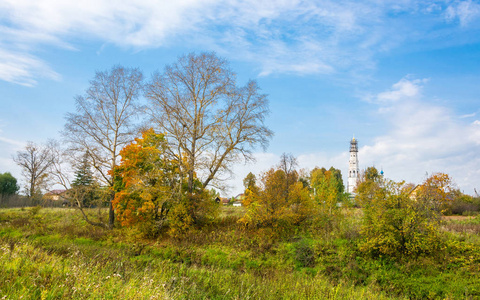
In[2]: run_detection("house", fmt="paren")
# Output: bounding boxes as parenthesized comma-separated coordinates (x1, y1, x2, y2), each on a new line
(407, 184, 420, 200)
(43, 189, 67, 201)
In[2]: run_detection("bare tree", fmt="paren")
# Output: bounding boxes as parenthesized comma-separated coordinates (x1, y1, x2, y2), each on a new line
(145, 52, 273, 193)
(48, 140, 72, 190)
(277, 153, 298, 200)
(63, 66, 144, 228)
(278, 153, 298, 176)
(13, 141, 53, 202)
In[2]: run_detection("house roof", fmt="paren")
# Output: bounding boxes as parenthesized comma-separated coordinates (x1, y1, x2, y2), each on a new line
(45, 189, 66, 195)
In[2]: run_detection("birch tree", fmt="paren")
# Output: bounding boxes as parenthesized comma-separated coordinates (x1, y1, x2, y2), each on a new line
(63, 66, 144, 228)
(145, 52, 273, 193)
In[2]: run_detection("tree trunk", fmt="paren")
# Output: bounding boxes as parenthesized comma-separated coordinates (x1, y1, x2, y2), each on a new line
(108, 193, 115, 228)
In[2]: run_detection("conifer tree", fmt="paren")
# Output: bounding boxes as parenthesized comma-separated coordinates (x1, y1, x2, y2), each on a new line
(71, 152, 98, 207)
(72, 152, 94, 188)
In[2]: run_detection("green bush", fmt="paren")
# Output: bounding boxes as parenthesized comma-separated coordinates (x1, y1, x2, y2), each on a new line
(357, 174, 442, 258)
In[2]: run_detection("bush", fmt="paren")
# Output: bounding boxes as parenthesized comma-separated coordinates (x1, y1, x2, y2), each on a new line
(449, 197, 480, 215)
(357, 173, 443, 258)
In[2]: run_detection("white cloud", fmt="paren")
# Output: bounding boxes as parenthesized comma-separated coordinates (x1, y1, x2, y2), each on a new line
(0, 48, 60, 86)
(360, 77, 480, 194)
(375, 78, 427, 103)
(2, 0, 480, 85)
(460, 112, 477, 118)
(445, 0, 480, 27)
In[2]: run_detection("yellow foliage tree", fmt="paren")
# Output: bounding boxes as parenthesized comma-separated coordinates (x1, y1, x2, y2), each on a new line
(415, 172, 455, 214)
(311, 167, 345, 216)
(357, 168, 444, 258)
(240, 167, 312, 230)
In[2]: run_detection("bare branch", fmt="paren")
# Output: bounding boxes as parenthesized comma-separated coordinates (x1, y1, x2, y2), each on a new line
(62, 66, 144, 228)
(145, 52, 273, 192)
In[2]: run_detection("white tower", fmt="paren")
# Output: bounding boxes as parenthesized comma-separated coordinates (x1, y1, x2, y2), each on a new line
(347, 137, 359, 194)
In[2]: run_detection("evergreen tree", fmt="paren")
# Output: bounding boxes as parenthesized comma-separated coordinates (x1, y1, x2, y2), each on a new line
(72, 152, 94, 187)
(71, 152, 98, 207)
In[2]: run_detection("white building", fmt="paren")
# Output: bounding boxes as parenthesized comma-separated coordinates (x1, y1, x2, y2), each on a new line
(347, 137, 359, 194)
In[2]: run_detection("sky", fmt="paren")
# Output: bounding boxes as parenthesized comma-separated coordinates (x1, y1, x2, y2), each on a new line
(0, 0, 479, 196)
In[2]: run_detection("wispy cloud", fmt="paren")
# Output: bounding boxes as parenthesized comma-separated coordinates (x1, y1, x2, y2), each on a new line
(460, 112, 477, 118)
(445, 0, 480, 27)
(0, 136, 25, 148)
(0, 48, 60, 86)
(1, 0, 480, 85)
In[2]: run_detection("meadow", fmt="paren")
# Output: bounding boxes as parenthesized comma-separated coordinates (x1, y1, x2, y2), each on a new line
(0, 206, 479, 299)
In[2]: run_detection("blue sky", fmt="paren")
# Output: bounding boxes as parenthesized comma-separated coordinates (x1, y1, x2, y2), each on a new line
(1, 0, 479, 196)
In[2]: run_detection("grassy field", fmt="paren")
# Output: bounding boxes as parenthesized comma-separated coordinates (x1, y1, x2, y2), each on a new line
(0, 206, 479, 299)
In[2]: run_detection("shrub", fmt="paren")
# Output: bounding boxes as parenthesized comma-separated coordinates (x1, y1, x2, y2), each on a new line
(449, 194, 480, 216)
(357, 171, 443, 258)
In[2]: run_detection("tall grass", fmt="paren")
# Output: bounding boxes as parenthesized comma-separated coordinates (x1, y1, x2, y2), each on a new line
(0, 207, 479, 299)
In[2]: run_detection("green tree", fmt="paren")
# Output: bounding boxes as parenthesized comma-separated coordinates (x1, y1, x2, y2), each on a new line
(311, 167, 345, 199)
(357, 168, 442, 258)
(72, 152, 94, 187)
(0, 172, 19, 196)
(70, 152, 99, 208)
(311, 167, 345, 217)
(243, 172, 257, 191)
(0, 172, 19, 204)
(355, 166, 383, 205)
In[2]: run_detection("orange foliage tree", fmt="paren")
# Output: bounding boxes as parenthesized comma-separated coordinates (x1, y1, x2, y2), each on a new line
(112, 129, 178, 229)
(112, 128, 219, 237)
